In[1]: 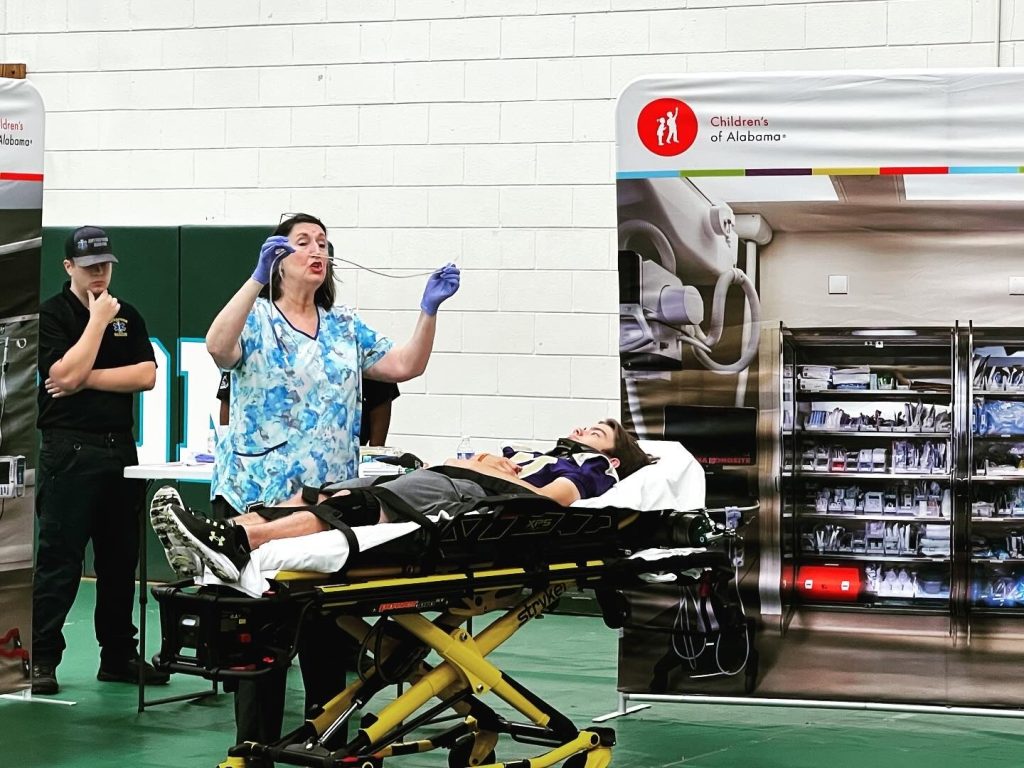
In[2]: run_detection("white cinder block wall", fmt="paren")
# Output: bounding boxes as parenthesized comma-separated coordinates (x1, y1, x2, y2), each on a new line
(5, 0, 1014, 462)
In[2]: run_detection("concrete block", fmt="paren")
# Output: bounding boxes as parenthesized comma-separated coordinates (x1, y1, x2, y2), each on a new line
(574, 11, 649, 56)
(158, 110, 227, 149)
(536, 142, 613, 185)
(397, 0, 465, 19)
(765, 48, 846, 71)
(685, 50, 766, 71)
(226, 25, 294, 67)
(843, 45, 928, 69)
(536, 228, 615, 271)
(572, 270, 618, 313)
(289, 187, 359, 226)
(259, 0, 327, 23)
(500, 101, 574, 142)
(571, 184, 615, 228)
(360, 20, 430, 62)
(429, 16, 501, 59)
(537, 57, 612, 101)
(437, 269, 499, 311)
(462, 228, 537, 270)
(96, 111, 163, 150)
(570, 356, 621, 400)
(325, 63, 395, 104)
(888, 0, 972, 44)
(535, 313, 612, 356)
(195, 69, 260, 109)
(390, 227, 462, 268)
(806, 1, 886, 48)
(389, 394, 462, 436)
(533, 398, 618, 441)
(394, 145, 465, 186)
(128, 70, 195, 109)
(359, 104, 430, 145)
(194, 148, 261, 188)
(498, 355, 571, 397)
(258, 66, 327, 107)
(26, 73, 69, 112)
(927, 42, 997, 67)
(289, 22, 361, 66)
(572, 100, 615, 142)
(466, 0, 537, 16)
(650, 8, 727, 53)
(501, 14, 575, 58)
(224, 189, 290, 224)
(498, 271, 573, 312)
(396, 61, 466, 102)
(258, 147, 328, 187)
(612, 54, 689, 94)
(462, 311, 536, 354)
(290, 105, 360, 147)
(195, 0, 260, 27)
(461, 395, 536, 440)
(499, 186, 573, 228)
(325, 146, 396, 186)
(129, 0, 195, 28)
(358, 187, 430, 227)
(44, 111, 98, 151)
(7, 0, 66, 32)
(465, 59, 537, 102)
(464, 144, 536, 185)
(64, 72, 130, 110)
(33, 31, 101, 72)
(429, 102, 500, 144)
(69, 0, 130, 31)
(425, 354, 498, 395)
(725, 5, 806, 50)
(227, 107, 292, 148)
(99, 31, 164, 70)
(429, 186, 500, 227)
(161, 28, 230, 69)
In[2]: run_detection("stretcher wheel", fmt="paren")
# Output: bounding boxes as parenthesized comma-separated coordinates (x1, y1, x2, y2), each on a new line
(447, 740, 495, 767)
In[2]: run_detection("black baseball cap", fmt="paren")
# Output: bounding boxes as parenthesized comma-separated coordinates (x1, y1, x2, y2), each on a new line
(65, 226, 118, 266)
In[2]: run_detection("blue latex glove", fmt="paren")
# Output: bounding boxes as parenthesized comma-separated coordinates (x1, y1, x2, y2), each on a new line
(252, 235, 294, 285)
(420, 263, 460, 315)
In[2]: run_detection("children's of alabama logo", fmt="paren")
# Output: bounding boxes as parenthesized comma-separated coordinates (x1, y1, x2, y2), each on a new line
(637, 98, 698, 156)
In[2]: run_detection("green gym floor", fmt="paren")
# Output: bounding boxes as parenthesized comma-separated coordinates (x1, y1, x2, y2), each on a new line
(4, 580, 1024, 767)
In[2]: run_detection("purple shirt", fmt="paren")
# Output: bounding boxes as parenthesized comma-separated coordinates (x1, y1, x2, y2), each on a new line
(502, 447, 619, 500)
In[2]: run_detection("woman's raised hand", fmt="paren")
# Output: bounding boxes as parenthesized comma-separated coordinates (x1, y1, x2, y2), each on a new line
(420, 263, 461, 315)
(252, 235, 294, 285)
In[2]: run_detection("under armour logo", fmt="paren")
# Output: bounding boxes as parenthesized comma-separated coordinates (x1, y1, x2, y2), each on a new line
(209, 531, 225, 547)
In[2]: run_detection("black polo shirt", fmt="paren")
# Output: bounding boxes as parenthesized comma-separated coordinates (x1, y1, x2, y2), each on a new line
(36, 281, 156, 433)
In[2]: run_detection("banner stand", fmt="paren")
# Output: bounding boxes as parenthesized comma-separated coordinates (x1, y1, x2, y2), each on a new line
(1, 690, 75, 706)
(592, 693, 649, 723)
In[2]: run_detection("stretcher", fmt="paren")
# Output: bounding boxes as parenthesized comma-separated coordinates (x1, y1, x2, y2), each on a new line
(152, 496, 747, 768)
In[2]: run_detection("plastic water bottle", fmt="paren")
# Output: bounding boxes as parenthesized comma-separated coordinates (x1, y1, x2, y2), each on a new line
(456, 436, 474, 460)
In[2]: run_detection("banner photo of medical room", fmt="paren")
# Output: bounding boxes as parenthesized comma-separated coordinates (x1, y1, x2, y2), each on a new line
(615, 70, 1024, 709)
(0, 77, 44, 695)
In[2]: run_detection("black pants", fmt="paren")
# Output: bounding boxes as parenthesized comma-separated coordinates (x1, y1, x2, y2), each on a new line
(211, 496, 355, 744)
(234, 607, 355, 744)
(33, 430, 144, 666)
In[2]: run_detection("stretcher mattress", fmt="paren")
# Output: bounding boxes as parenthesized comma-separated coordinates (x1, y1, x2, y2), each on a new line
(200, 440, 705, 597)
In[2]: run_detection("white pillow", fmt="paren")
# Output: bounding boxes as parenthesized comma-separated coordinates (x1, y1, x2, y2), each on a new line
(572, 439, 706, 512)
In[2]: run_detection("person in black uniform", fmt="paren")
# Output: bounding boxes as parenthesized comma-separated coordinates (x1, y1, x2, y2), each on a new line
(31, 226, 169, 695)
(213, 370, 399, 743)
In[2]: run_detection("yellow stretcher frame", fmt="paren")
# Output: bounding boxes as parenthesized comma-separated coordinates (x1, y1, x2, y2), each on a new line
(213, 558, 658, 768)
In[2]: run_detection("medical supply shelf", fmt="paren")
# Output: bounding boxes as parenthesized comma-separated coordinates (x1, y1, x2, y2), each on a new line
(968, 328, 1024, 615)
(778, 326, 955, 618)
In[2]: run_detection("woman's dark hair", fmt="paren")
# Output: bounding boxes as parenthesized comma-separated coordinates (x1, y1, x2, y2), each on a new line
(259, 213, 334, 310)
(600, 418, 656, 479)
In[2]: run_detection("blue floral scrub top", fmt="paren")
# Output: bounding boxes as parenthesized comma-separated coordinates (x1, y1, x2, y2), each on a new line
(210, 299, 393, 511)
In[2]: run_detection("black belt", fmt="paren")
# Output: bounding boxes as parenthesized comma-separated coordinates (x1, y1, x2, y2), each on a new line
(42, 428, 134, 447)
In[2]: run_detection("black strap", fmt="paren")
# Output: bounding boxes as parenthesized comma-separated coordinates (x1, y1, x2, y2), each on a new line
(331, 520, 360, 563)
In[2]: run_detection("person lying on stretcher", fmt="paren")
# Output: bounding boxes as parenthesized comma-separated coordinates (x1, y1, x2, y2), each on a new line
(151, 420, 653, 582)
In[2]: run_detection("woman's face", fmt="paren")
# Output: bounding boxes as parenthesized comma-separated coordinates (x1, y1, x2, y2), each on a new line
(280, 222, 328, 290)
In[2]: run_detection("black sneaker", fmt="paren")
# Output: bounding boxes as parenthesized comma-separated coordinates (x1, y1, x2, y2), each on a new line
(31, 663, 59, 695)
(149, 486, 202, 578)
(152, 501, 251, 581)
(97, 656, 170, 685)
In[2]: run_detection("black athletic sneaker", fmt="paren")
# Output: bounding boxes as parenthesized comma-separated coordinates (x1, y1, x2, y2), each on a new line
(97, 655, 170, 685)
(149, 486, 202, 578)
(31, 663, 59, 695)
(153, 501, 251, 581)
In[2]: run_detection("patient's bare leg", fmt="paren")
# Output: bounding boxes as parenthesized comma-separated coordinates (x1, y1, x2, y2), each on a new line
(240, 512, 330, 550)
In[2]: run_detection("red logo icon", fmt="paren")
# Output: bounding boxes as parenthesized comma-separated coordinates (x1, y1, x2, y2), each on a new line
(637, 98, 697, 156)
